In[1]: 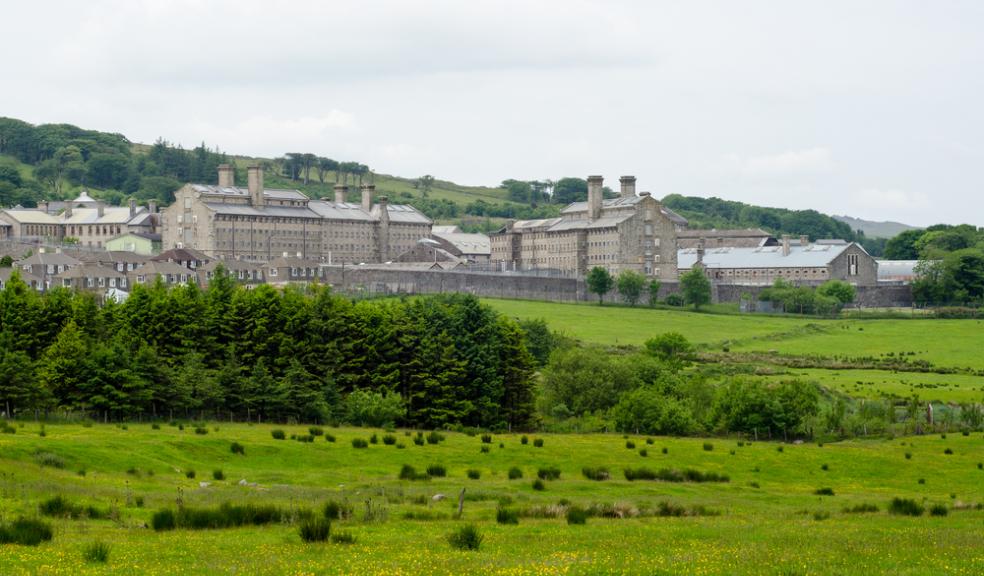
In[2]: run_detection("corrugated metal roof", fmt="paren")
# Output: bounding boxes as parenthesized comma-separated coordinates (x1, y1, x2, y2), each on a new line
(678, 243, 852, 269)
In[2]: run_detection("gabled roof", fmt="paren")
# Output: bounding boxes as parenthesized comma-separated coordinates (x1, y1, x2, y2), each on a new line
(151, 247, 210, 263)
(1, 209, 61, 224)
(268, 255, 323, 268)
(678, 243, 857, 270)
(16, 252, 81, 267)
(0, 267, 43, 286)
(62, 207, 146, 225)
(431, 231, 491, 255)
(202, 259, 263, 272)
(54, 263, 125, 280)
(131, 260, 196, 277)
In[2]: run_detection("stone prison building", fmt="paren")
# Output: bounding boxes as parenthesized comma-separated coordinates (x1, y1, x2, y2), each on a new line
(490, 176, 685, 281)
(161, 165, 431, 263)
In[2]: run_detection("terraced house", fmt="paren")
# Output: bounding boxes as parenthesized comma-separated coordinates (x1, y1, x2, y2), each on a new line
(490, 175, 683, 280)
(0, 192, 158, 248)
(161, 165, 431, 264)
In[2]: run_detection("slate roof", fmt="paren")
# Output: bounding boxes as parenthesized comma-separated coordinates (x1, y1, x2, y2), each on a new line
(192, 184, 309, 201)
(431, 231, 491, 255)
(678, 243, 858, 270)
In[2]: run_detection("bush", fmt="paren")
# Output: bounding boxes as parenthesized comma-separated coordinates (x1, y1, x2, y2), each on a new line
(308, 426, 324, 437)
(194, 427, 208, 435)
(944, 448, 954, 455)
(34, 452, 66, 469)
(813, 511, 830, 521)
(566, 506, 588, 525)
(369, 433, 379, 445)
(426, 464, 447, 477)
(821, 464, 828, 471)
(212, 469, 225, 481)
(271, 429, 286, 440)
(0, 518, 54, 546)
(151, 423, 160, 430)
(533, 438, 544, 448)
(399, 464, 429, 481)
(481, 434, 493, 444)
(639, 449, 648, 457)
(83, 541, 110, 563)
(905, 452, 912, 460)
(532, 479, 546, 491)
(151, 509, 176, 531)
(843, 503, 879, 514)
(413, 435, 425, 446)
(703, 442, 714, 452)
(230, 442, 245, 455)
(299, 517, 331, 542)
(426, 431, 445, 445)
(537, 467, 561, 480)
(581, 467, 610, 481)
(625, 440, 635, 449)
(295, 434, 314, 443)
(185, 470, 196, 479)
(351, 438, 369, 449)
(447, 524, 483, 551)
(467, 469, 481, 480)
(646, 437, 654, 445)
(508, 467, 523, 480)
(929, 504, 948, 517)
(325, 433, 336, 443)
(331, 530, 356, 544)
(496, 507, 519, 524)
(623, 468, 729, 483)
(661, 447, 668, 454)
(521, 435, 529, 445)
(814, 487, 835, 496)
(382, 434, 397, 445)
(480, 446, 490, 453)
(888, 498, 924, 516)
(39, 495, 106, 519)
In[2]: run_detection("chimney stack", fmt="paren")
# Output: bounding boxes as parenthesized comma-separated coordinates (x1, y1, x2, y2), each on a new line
(97, 203, 105, 217)
(148, 200, 157, 214)
(587, 175, 603, 220)
(781, 235, 791, 257)
(334, 184, 347, 204)
(378, 196, 390, 262)
(361, 184, 374, 212)
(247, 165, 264, 207)
(619, 175, 636, 199)
(799, 235, 809, 247)
(697, 238, 706, 265)
(129, 198, 136, 219)
(217, 164, 235, 188)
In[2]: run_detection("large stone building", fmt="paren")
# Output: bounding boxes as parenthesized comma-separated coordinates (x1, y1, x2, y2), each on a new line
(0, 193, 158, 248)
(677, 237, 879, 286)
(490, 176, 682, 280)
(161, 165, 431, 263)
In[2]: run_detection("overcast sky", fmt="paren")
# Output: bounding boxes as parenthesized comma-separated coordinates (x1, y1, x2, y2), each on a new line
(4, 0, 983, 226)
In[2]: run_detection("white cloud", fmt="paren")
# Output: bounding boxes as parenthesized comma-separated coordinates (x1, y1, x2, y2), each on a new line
(854, 188, 931, 211)
(722, 148, 833, 179)
(187, 112, 359, 157)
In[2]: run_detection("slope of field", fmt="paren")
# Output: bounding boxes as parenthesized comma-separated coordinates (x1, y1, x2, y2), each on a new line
(1, 423, 982, 575)
(755, 368, 984, 403)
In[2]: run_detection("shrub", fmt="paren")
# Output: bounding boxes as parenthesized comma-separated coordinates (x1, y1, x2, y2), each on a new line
(625, 440, 636, 449)
(814, 487, 834, 496)
(413, 435, 425, 446)
(821, 464, 828, 471)
(194, 427, 208, 435)
(777, 446, 784, 453)
(581, 467, 610, 481)
(299, 517, 331, 542)
(508, 467, 523, 480)
(151, 423, 160, 430)
(331, 530, 356, 544)
(83, 541, 110, 563)
(532, 479, 546, 491)
(151, 509, 176, 531)
(230, 442, 245, 455)
(0, 518, 54, 546)
(426, 431, 444, 445)
(905, 452, 912, 460)
(639, 449, 648, 457)
(382, 434, 397, 445)
(426, 464, 447, 477)
(533, 438, 544, 448)
(481, 434, 493, 444)
(944, 448, 954, 455)
(496, 507, 519, 524)
(813, 511, 830, 521)
(34, 452, 66, 469)
(537, 467, 561, 480)
(623, 468, 729, 483)
(521, 435, 529, 445)
(271, 429, 286, 440)
(661, 447, 668, 454)
(566, 506, 588, 525)
(467, 469, 481, 480)
(888, 498, 924, 516)
(703, 442, 714, 452)
(295, 435, 314, 443)
(185, 470, 196, 479)
(918, 478, 926, 484)
(351, 438, 369, 449)
(39, 496, 106, 519)
(843, 503, 879, 514)
(369, 433, 379, 445)
(212, 469, 225, 481)
(308, 426, 324, 437)
(399, 465, 429, 481)
(645, 437, 654, 445)
(325, 433, 336, 443)
(480, 446, 490, 453)
(929, 504, 948, 517)
(447, 524, 483, 551)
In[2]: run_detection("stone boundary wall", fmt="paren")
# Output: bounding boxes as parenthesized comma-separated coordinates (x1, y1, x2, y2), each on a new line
(319, 267, 912, 307)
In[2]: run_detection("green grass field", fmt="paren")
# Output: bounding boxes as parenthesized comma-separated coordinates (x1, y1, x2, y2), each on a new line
(1, 423, 983, 575)
(754, 368, 984, 403)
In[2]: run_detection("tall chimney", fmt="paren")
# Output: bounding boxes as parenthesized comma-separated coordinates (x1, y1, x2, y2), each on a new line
(799, 235, 809, 247)
(587, 175, 603, 220)
(334, 184, 347, 204)
(217, 164, 235, 188)
(697, 238, 706, 265)
(148, 200, 157, 214)
(247, 165, 264, 207)
(129, 198, 136, 218)
(378, 196, 390, 262)
(97, 203, 105, 217)
(781, 235, 791, 257)
(361, 184, 374, 212)
(65, 205, 73, 218)
(619, 175, 636, 199)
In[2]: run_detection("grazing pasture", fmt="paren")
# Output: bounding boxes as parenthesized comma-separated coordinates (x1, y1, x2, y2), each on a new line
(2, 423, 983, 575)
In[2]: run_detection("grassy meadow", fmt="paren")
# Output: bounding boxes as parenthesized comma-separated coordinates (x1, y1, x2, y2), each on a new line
(2, 422, 983, 575)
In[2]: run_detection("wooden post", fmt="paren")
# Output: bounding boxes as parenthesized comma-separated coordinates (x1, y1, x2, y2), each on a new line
(456, 488, 466, 518)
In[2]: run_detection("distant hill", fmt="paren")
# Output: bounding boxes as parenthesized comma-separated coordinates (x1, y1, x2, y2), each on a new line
(833, 215, 918, 239)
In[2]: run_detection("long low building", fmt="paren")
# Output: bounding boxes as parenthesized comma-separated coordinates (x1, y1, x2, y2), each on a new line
(0, 192, 158, 248)
(677, 238, 878, 286)
(161, 164, 432, 264)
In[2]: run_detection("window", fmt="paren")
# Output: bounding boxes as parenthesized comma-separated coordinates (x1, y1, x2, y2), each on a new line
(848, 254, 859, 276)
(269, 268, 278, 277)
